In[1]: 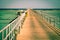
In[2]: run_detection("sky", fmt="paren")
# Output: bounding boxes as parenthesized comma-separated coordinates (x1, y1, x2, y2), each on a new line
(0, 0, 60, 8)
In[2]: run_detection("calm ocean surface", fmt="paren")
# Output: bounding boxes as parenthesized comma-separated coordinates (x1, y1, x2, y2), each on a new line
(0, 10, 18, 30)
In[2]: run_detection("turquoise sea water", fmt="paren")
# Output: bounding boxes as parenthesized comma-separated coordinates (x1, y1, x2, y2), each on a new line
(0, 10, 18, 30)
(43, 10, 60, 18)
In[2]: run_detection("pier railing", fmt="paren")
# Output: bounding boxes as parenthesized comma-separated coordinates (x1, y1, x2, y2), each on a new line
(0, 13, 26, 40)
(40, 11, 60, 28)
(39, 11, 60, 35)
(34, 10, 60, 35)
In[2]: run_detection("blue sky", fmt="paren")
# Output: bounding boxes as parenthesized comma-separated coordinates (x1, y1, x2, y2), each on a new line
(0, 0, 60, 8)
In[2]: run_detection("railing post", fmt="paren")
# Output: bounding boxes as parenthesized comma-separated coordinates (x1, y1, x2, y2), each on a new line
(9, 26, 10, 40)
(53, 18, 55, 27)
(6, 28, 8, 39)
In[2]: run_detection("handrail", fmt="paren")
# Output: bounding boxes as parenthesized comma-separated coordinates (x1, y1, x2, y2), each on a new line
(35, 10, 59, 20)
(0, 17, 18, 33)
(39, 11, 58, 20)
(40, 11, 59, 20)
(0, 13, 26, 40)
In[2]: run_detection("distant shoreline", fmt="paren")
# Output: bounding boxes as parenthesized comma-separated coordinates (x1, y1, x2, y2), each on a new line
(0, 8, 60, 10)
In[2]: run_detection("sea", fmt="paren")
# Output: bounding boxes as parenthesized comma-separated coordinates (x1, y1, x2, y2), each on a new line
(0, 10, 18, 30)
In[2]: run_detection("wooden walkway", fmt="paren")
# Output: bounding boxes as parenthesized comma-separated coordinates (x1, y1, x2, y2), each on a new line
(16, 9, 60, 40)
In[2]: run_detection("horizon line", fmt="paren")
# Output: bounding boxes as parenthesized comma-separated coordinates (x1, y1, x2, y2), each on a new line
(0, 8, 60, 10)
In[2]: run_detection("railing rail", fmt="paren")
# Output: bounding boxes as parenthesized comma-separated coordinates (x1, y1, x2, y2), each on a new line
(0, 13, 26, 40)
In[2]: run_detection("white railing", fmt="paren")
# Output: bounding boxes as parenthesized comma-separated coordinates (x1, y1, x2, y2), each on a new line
(34, 10, 60, 35)
(0, 13, 26, 40)
(39, 11, 60, 27)
(38, 11, 60, 35)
